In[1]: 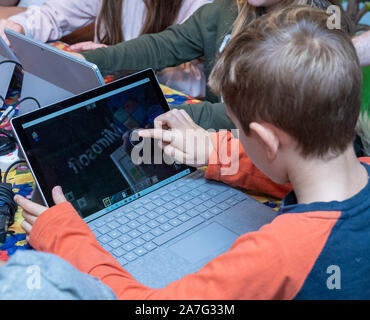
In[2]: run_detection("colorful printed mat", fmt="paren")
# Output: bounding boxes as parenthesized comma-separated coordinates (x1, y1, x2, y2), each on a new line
(0, 42, 280, 261)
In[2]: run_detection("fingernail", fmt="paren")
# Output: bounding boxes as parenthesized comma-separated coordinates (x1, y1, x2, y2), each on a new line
(54, 186, 63, 194)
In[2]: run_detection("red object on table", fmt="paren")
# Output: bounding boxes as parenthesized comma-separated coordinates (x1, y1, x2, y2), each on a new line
(0, 250, 9, 262)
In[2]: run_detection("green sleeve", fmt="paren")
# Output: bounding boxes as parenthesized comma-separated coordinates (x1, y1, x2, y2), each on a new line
(171, 101, 236, 131)
(81, 2, 215, 75)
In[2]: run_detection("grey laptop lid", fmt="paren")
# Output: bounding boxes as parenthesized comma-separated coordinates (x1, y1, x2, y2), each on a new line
(5, 29, 105, 112)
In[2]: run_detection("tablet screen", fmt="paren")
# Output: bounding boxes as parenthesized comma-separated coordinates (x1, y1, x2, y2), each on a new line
(15, 72, 193, 220)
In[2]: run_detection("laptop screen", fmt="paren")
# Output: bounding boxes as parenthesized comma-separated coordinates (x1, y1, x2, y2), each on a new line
(15, 71, 193, 221)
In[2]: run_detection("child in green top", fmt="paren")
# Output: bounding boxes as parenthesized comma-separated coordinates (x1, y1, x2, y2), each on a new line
(72, 0, 350, 131)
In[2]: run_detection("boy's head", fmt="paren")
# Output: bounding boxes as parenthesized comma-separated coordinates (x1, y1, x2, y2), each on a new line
(209, 6, 362, 183)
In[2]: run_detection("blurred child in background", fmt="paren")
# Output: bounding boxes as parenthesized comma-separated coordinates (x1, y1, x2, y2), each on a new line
(0, 0, 211, 98)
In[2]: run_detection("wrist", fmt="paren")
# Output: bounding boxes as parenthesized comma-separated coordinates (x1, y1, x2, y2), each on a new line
(7, 20, 25, 35)
(72, 52, 86, 61)
(29, 202, 77, 251)
(15, 23, 24, 34)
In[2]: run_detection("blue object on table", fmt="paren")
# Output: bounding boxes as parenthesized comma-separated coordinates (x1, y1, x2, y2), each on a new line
(0, 233, 31, 255)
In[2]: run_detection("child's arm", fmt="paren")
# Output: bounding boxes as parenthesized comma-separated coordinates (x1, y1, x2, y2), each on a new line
(80, 1, 215, 76)
(17, 194, 339, 300)
(170, 101, 235, 131)
(8, 0, 98, 43)
(26, 200, 270, 299)
(205, 130, 292, 199)
(139, 110, 291, 199)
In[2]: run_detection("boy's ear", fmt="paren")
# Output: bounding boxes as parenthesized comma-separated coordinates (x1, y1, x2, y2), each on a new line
(249, 122, 279, 161)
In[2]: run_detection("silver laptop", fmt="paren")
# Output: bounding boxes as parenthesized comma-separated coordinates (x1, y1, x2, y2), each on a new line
(0, 36, 21, 108)
(5, 29, 105, 114)
(11, 69, 277, 288)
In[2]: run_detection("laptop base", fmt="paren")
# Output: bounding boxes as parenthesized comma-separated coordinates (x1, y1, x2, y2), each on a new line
(89, 170, 277, 288)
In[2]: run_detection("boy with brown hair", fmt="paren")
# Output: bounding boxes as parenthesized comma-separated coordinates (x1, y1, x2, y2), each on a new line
(15, 6, 370, 299)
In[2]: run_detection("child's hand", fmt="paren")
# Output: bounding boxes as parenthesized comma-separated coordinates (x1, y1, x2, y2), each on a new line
(138, 109, 214, 168)
(0, 19, 25, 46)
(67, 51, 87, 61)
(70, 41, 108, 53)
(14, 186, 67, 242)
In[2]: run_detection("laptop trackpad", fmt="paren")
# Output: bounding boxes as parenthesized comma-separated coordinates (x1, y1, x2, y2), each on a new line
(169, 223, 239, 264)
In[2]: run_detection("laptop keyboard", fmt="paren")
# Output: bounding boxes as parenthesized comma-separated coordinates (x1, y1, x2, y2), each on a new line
(89, 175, 247, 266)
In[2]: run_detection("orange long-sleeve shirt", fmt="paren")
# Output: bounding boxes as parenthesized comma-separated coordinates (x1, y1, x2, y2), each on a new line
(28, 131, 370, 299)
(205, 131, 291, 198)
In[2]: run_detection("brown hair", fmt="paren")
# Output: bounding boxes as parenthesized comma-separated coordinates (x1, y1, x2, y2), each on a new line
(232, 0, 354, 37)
(97, 0, 184, 45)
(210, 6, 362, 158)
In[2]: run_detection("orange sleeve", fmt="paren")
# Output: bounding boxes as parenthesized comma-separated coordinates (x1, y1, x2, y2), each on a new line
(205, 131, 292, 199)
(359, 157, 370, 165)
(29, 202, 340, 299)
